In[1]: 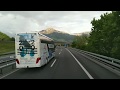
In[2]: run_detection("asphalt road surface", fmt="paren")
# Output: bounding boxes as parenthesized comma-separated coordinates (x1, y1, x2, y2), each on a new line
(1, 47, 120, 79)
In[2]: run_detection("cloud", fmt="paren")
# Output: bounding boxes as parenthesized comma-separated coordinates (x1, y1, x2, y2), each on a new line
(0, 11, 111, 37)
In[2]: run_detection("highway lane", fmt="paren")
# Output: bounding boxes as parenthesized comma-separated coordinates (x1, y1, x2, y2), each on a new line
(68, 48, 120, 79)
(0, 48, 61, 79)
(1, 47, 120, 79)
(50, 47, 90, 79)
(1, 47, 90, 79)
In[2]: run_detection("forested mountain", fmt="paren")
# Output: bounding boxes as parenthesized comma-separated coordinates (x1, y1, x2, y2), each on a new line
(40, 28, 76, 42)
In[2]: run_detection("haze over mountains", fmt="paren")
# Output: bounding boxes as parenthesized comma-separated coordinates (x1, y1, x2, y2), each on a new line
(40, 28, 75, 42)
(40, 28, 90, 42)
(0, 28, 90, 42)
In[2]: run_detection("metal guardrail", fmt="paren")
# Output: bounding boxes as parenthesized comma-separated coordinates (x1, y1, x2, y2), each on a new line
(70, 48, 120, 70)
(0, 62, 16, 74)
(0, 55, 16, 75)
(0, 58, 15, 64)
(0, 51, 15, 56)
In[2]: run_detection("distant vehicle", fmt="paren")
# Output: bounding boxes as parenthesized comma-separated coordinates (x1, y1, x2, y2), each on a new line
(15, 31, 55, 68)
(64, 44, 68, 48)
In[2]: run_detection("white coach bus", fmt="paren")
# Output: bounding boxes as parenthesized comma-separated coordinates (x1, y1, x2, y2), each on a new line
(15, 31, 55, 68)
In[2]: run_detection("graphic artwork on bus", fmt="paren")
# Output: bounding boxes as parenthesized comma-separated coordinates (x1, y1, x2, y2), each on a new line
(15, 31, 55, 68)
(17, 33, 37, 57)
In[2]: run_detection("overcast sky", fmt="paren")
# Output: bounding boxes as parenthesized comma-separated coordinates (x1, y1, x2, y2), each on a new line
(0, 11, 111, 37)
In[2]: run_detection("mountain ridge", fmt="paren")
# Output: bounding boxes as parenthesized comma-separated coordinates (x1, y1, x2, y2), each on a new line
(0, 28, 90, 42)
(39, 28, 75, 42)
(40, 28, 68, 34)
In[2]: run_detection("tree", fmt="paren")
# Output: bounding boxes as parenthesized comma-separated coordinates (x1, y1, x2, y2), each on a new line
(10, 37, 15, 41)
(88, 11, 120, 59)
(71, 33, 89, 50)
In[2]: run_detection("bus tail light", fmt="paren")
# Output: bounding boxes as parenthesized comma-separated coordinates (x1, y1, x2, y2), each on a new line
(16, 59, 20, 64)
(36, 57, 41, 64)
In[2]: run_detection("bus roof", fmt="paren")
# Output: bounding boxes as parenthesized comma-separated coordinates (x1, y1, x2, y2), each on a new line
(38, 33, 53, 41)
(16, 31, 54, 41)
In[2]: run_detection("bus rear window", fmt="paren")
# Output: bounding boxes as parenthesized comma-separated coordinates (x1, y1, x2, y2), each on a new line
(16, 33, 36, 42)
(16, 33, 37, 49)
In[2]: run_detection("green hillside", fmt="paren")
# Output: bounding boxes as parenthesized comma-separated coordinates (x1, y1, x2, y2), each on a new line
(0, 41, 15, 55)
(0, 31, 11, 41)
(0, 31, 15, 55)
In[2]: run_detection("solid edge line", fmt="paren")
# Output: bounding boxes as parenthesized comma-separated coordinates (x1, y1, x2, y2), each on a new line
(66, 48, 94, 79)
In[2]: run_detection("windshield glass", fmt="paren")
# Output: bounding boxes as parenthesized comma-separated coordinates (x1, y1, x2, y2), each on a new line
(16, 33, 37, 42)
(16, 33, 37, 48)
(16, 33, 37, 57)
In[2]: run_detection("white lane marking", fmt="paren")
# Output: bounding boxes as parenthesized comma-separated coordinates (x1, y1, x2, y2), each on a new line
(66, 48, 94, 79)
(58, 49, 62, 55)
(0, 69, 20, 79)
(50, 59, 57, 67)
